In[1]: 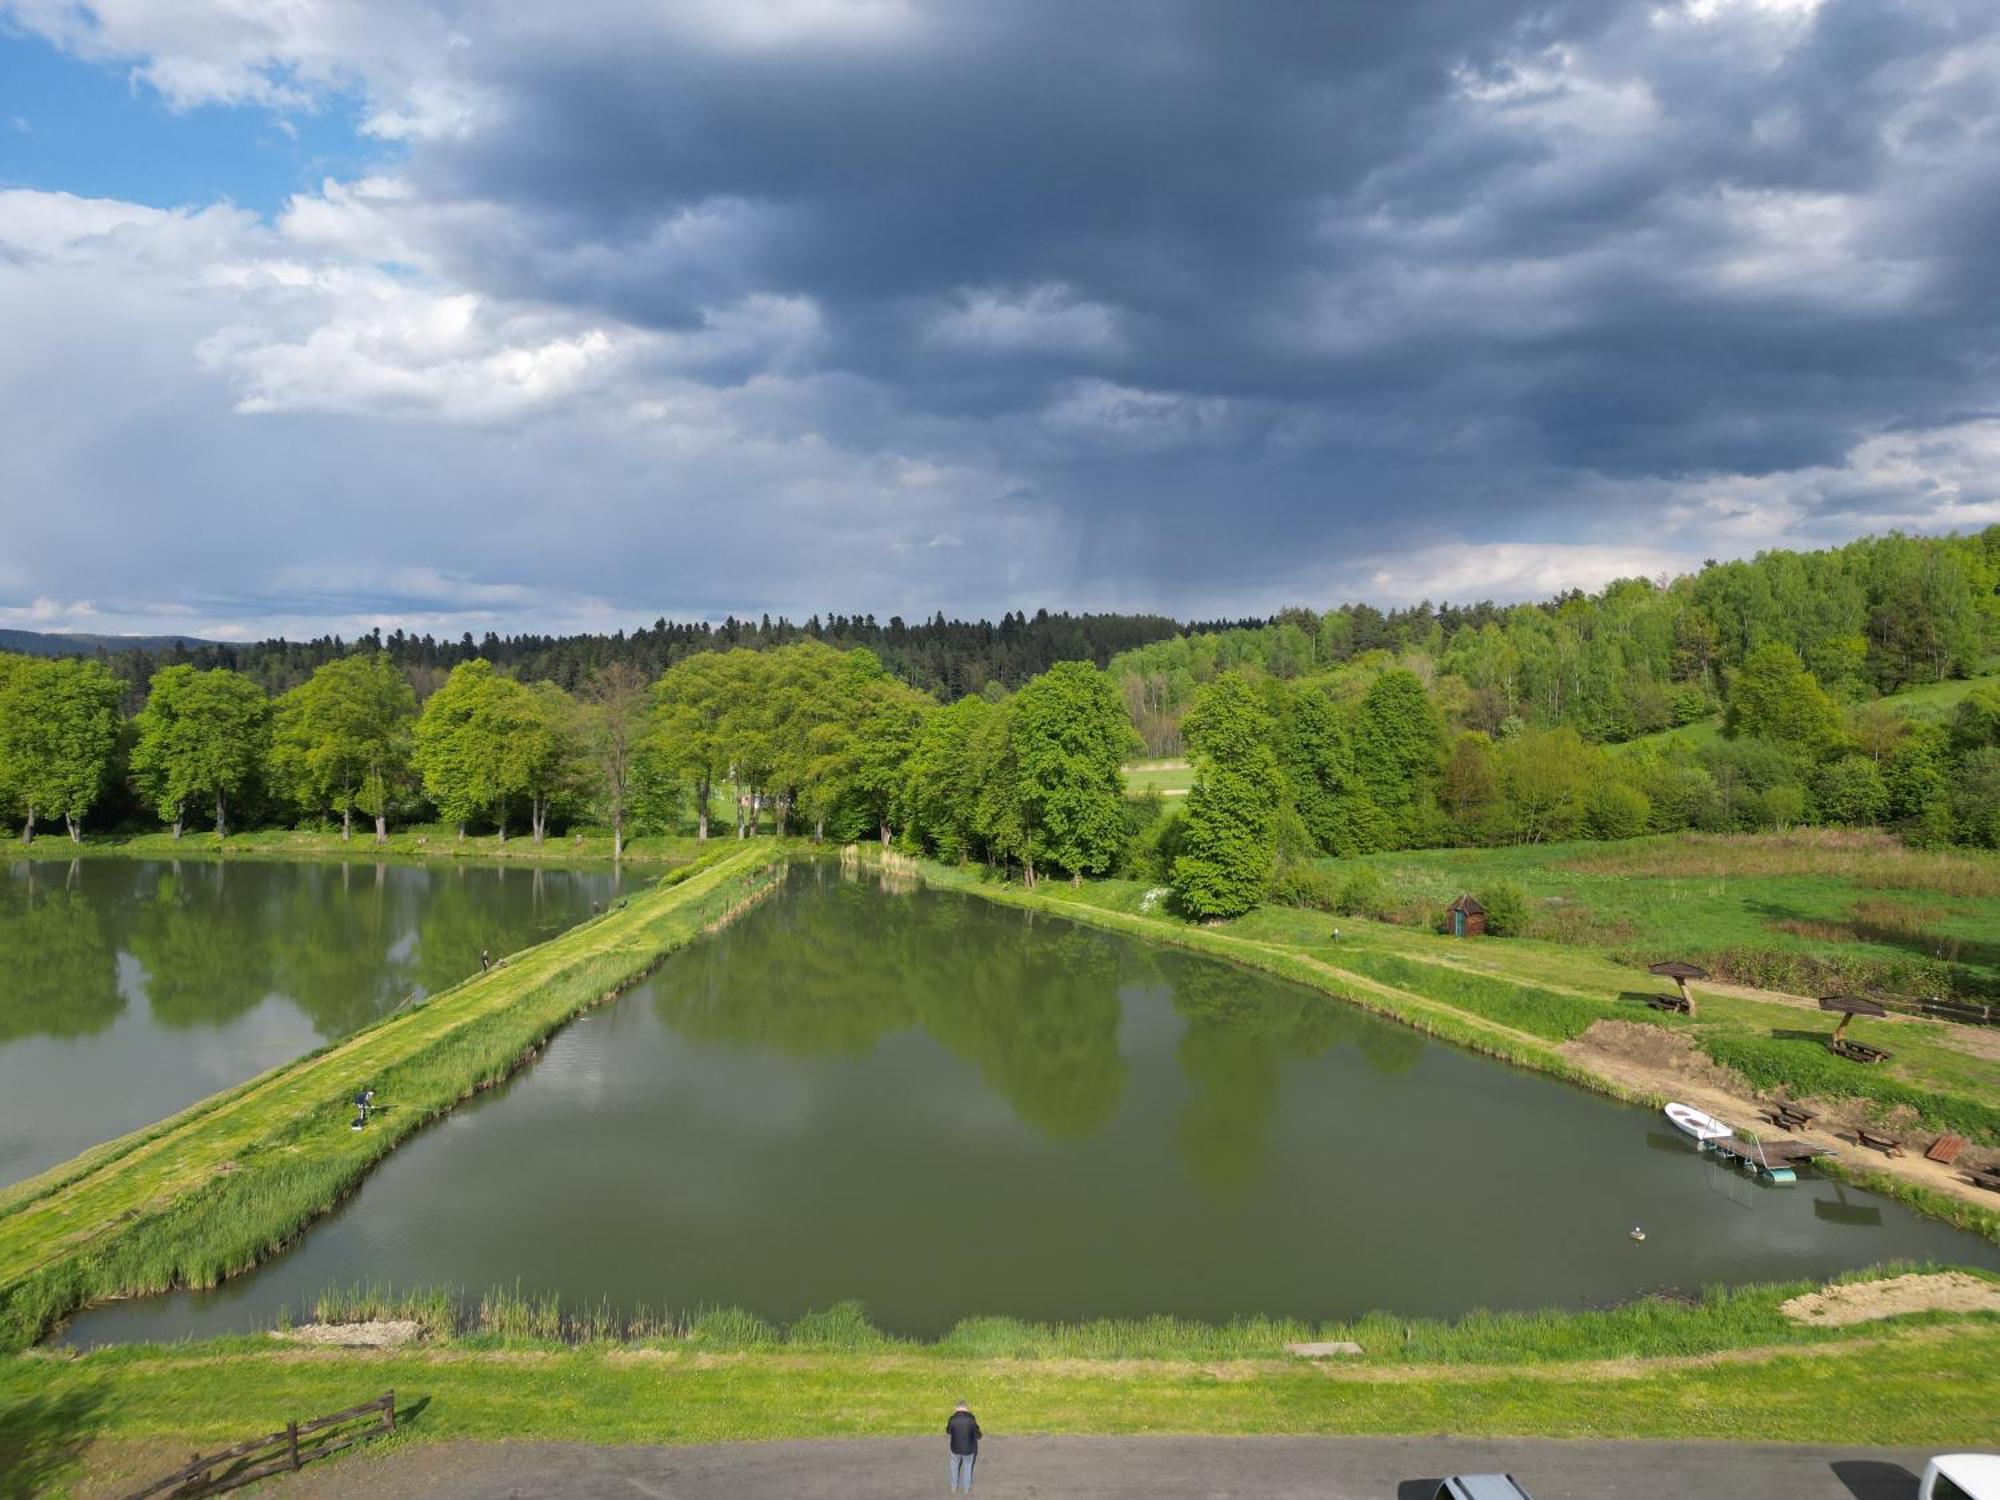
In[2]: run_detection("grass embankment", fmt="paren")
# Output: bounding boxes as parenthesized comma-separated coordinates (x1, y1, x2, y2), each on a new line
(8, 1312, 1997, 1493)
(909, 846, 2000, 1241)
(10, 824, 714, 867)
(0, 843, 785, 1351)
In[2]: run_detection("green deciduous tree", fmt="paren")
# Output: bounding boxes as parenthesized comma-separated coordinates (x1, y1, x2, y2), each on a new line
(412, 659, 515, 839)
(129, 665, 270, 838)
(1724, 644, 1842, 754)
(1010, 662, 1136, 884)
(582, 661, 651, 859)
(0, 656, 122, 842)
(269, 653, 416, 842)
(1172, 675, 1279, 919)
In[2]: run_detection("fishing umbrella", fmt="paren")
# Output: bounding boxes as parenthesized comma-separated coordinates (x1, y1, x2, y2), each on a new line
(1818, 994, 1887, 1043)
(1648, 960, 1708, 1012)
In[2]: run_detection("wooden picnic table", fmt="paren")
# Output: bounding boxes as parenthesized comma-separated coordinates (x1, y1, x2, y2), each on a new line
(1972, 1166, 2000, 1194)
(1645, 993, 1691, 1014)
(1830, 1038, 1893, 1064)
(1770, 1102, 1817, 1131)
(1855, 1126, 1904, 1157)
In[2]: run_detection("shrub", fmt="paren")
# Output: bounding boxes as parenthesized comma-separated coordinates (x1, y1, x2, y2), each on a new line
(1475, 880, 1528, 936)
(1267, 860, 1340, 910)
(1334, 864, 1392, 918)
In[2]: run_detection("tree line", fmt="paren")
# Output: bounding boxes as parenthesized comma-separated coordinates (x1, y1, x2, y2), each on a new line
(59, 609, 1211, 708)
(0, 642, 1144, 884)
(4, 526, 1999, 925)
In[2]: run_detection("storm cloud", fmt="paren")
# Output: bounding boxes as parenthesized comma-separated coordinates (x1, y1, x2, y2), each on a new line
(2, 0, 1997, 636)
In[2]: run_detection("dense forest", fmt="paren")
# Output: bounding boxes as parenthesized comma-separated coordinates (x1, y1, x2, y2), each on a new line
(4, 528, 2000, 921)
(51, 610, 1217, 708)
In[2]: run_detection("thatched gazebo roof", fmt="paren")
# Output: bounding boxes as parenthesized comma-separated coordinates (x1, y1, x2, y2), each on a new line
(1648, 961, 1709, 980)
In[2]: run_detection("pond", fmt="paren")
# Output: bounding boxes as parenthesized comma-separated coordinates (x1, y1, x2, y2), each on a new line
(0, 857, 617, 1186)
(60, 863, 2000, 1345)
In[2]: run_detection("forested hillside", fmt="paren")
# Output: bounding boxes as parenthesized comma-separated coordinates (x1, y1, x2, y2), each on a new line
(44, 610, 1204, 707)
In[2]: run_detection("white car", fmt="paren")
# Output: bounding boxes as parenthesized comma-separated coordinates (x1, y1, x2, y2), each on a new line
(1923, 1455, 2000, 1500)
(1433, 1479, 1534, 1500)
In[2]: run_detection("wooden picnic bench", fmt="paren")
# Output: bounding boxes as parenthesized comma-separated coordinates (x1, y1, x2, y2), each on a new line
(1645, 993, 1691, 1014)
(1829, 1038, 1893, 1064)
(1972, 1166, 2000, 1194)
(1855, 1126, 1904, 1157)
(1769, 1102, 1817, 1131)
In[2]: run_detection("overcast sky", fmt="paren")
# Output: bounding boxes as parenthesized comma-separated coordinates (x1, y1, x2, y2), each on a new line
(1, 0, 1997, 640)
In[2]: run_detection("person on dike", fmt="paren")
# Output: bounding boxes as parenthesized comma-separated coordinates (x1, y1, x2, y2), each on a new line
(946, 1401, 982, 1493)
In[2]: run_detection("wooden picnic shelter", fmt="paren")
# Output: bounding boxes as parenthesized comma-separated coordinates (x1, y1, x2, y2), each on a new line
(1647, 960, 1708, 1015)
(1819, 994, 1891, 1063)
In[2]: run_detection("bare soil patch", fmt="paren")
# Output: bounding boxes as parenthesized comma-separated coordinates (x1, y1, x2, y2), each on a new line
(1780, 1272, 2000, 1327)
(273, 1319, 422, 1348)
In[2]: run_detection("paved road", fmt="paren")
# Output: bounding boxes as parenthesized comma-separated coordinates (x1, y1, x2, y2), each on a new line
(278, 1436, 1940, 1498)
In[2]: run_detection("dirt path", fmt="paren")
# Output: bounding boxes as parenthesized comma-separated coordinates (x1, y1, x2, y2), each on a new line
(1561, 1021, 1998, 1213)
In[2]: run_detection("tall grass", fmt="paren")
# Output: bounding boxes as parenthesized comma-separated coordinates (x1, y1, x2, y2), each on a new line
(1561, 830, 2000, 898)
(199, 1263, 2000, 1364)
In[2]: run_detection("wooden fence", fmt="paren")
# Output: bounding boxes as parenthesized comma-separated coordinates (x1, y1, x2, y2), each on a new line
(122, 1391, 395, 1499)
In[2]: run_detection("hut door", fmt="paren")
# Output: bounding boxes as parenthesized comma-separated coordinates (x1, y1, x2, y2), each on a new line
(1452, 910, 1466, 938)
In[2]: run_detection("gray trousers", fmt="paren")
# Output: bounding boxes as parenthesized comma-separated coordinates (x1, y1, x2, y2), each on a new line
(949, 1452, 977, 1491)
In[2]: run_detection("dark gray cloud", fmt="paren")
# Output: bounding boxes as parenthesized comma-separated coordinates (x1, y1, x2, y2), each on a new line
(2, 0, 1998, 635)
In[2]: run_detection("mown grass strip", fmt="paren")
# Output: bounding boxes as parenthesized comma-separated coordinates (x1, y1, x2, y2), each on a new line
(0, 844, 784, 1350)
(9, 1323, 1998, 1454)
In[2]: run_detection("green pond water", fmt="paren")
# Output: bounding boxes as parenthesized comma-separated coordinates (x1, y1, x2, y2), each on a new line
(1, 857, 617, 1185)
(60, 862, 2000, 1345)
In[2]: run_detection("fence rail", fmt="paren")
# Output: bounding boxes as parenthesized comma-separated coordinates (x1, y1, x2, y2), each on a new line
(123, 1390, 395, 1499)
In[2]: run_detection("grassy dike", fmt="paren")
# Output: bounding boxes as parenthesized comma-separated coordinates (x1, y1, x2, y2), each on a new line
(0, 842, 786, 1351)
(10, 824, 711, 866)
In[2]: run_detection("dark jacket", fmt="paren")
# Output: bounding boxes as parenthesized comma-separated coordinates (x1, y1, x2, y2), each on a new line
(946, 1410, 982, 1456)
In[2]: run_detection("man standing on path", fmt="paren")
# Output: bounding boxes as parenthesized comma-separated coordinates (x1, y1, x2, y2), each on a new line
(946, 1401, 981, 1493)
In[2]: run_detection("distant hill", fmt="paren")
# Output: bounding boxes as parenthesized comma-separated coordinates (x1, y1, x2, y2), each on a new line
(0, 628, 219, 658)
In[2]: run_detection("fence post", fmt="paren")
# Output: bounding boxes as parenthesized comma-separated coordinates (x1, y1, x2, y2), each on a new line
(289, 1420, 300, 1471)
(385, 1389, 396, 1434)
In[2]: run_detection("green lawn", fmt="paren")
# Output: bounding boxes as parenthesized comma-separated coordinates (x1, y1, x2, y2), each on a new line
(7, 1316, 1996, 1496)
(1317, 832, 2000, 998)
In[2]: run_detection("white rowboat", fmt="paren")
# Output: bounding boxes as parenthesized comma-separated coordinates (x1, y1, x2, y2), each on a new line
(1664, 1102, 1732, 1142)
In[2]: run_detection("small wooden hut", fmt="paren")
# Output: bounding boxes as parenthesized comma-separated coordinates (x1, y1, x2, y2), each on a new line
(1447, 893, 1486, 938)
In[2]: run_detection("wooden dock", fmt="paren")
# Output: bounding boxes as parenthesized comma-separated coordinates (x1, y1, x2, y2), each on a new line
(1699, 1135, 1835, 1183)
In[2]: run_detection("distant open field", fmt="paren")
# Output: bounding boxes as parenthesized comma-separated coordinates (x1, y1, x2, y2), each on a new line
(1613, 671, 2000, 757)
(1124, 758, 1193, 797)
(1319, 831, 2000, 1000)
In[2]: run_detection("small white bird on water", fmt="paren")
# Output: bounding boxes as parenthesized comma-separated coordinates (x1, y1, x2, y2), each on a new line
(1630, 1226, 1647, 1242)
